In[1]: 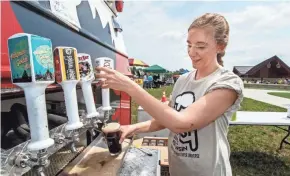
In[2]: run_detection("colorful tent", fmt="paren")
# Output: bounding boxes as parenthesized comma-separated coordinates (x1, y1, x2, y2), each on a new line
(128, 58, 149, 67)
(143, 64, 167, 73)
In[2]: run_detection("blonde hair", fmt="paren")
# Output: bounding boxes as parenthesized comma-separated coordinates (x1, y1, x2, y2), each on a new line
(188, 13, 229, 66)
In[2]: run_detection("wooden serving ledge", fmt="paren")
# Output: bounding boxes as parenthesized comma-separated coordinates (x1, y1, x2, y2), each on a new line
(59, 135, 131, 176)
(133, 137, 169, 167)
(59, 136, 169, 176)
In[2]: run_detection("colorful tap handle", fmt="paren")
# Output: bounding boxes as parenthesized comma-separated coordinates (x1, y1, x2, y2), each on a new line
(54, 47, 80, 83)
(94, 57, 114, 111)
(78, 53, 99, 118)
(54, 47, 83, 131)
(78, 53, 94, 82)
(8, 33, 55, 151)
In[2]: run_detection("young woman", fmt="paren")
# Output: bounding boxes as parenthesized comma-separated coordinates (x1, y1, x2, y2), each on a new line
(96, 13, 244, 176)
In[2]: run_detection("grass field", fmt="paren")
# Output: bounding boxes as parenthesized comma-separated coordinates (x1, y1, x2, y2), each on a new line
(268, 92, 290, 100)
(130, 86, 290, 176)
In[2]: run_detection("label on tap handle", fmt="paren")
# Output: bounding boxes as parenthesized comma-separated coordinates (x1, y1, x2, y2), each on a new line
(78, 53, 94, 81)
(54, 47, 80, 83)
(8, 34, 55, 83)
(32, 37, 55, 82)
(8, 35, 32, 83)
(94, 57, 114, 81)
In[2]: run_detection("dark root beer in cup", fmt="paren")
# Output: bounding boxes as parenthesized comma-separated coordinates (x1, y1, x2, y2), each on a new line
(102, 122, 122, 156)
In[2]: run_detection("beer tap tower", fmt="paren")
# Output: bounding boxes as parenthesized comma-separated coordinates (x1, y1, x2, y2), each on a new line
(53, 47, 83, 152)
(7, 33, 55, 175)
(77, 53, 100, 136)
(94, 57, 115, 125)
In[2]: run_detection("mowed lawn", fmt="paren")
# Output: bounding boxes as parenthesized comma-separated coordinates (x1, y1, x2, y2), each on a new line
(131, 86, 290, 176)
(268, 92, 290, 100)
(229, 98, 289, 176)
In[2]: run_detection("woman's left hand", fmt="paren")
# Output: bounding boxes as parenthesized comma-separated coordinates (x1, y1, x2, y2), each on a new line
(95, 67, 136, 92)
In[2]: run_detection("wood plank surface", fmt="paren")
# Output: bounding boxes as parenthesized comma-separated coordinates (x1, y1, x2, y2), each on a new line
(60, 137, 169, 176)
(59, 139, 131, 176)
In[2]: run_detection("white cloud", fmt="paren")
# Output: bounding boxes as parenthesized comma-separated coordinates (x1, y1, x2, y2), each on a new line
(159, 31, 184, 40)
(221, 2, 290, 69)
(119, 1, 290, 71)
(119, 1, 191, 71)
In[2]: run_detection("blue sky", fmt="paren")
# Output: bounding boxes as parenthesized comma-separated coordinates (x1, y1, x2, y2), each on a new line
(118, 1, 290, 71)
(155, 1, 264, 17)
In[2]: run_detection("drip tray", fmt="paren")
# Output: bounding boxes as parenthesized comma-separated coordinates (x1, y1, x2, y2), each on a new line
(118, 147, 160, 176)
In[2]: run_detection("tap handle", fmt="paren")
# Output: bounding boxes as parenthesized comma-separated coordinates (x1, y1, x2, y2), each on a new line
(62, 82, 83, 131)
(8, 33, 55, 84)
(78, 53, 99, 118)
(54, 47, 80, 83)
(8, 33, 55, 151)
(78, 53, 94, 82)
(54, 47, 83, 131)
(81, 81, 99, 117)
(94, 57, 114, 111)
(94, 57, 114, 76)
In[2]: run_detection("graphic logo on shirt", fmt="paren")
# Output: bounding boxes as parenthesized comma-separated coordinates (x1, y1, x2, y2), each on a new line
(172, 91, 199, 157)
(174, 92, 195, 112)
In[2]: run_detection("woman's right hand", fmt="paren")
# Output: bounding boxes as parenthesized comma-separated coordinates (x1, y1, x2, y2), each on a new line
(119, 125, 137, 144)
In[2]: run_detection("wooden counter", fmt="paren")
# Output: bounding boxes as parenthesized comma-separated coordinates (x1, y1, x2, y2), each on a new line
(59, 136, 169, 176)
(59, 137, 131, 176)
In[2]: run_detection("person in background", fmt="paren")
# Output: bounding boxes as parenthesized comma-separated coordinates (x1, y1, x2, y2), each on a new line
(147, 73, 153, 88)
(173, 76, 177, 83)
(96, 13, 243, 176)
(284, 78, 288, 84)
(143, 73, 148, 88)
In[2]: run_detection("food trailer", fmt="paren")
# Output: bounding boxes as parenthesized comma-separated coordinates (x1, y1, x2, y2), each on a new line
(1, 1, 135, 175)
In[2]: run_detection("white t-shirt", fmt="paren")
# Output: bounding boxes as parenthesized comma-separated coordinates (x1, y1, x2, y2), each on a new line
(168, 66, 244, 176)
(143, 75, 148, 82)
